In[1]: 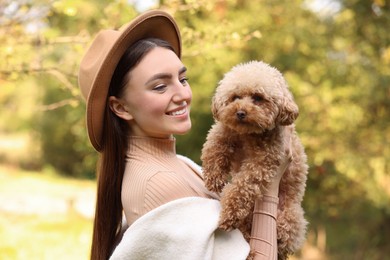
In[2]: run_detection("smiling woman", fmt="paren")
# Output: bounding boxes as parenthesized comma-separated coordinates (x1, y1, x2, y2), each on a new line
(78, 11, 203, 259)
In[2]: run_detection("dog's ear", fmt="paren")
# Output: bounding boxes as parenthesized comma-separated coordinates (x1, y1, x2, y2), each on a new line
(277, 95, 299, 125)
(211, 94, 220, 120)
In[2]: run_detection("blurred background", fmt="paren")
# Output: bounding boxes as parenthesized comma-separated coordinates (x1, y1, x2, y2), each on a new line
(0, 0, 389, 259)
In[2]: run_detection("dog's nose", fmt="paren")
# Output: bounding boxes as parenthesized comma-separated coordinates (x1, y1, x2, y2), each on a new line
(236, 110, 246, 120)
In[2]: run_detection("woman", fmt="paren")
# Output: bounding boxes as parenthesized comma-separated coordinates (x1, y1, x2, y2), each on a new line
(79, 10, 290, 260)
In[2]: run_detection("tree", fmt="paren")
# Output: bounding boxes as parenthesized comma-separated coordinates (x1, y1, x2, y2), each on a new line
(0, 0, 139, 177)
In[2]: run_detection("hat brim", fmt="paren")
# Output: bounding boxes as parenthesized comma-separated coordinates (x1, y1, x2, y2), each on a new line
(82, 10, 181, 151)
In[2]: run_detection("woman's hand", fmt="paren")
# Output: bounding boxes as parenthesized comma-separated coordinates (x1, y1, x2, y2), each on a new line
(265, 128, 293, 197)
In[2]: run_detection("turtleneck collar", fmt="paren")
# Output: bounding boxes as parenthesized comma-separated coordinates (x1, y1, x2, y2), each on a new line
(126, 136, 176, 158)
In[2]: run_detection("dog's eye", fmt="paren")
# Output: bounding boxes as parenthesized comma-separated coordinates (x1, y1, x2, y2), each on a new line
(232, 95, 241, 101)
(252, 94, 264, 103)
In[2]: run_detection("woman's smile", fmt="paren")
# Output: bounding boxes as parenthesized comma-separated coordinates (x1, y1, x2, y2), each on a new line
(166, 101, 189, 117)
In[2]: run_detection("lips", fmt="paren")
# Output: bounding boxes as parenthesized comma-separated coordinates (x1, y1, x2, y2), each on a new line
(166, 101, 188, 116)
(168, 107, 187, 116)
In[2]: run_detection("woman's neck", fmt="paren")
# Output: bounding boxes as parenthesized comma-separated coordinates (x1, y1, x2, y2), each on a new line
(126, 135, 176, 158)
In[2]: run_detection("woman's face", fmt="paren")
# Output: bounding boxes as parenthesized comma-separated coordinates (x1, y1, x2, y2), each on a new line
(110, 47, 192, 138)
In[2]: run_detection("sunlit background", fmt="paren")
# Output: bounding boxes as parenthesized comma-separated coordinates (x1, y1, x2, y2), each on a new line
(0, 0, 389, 259)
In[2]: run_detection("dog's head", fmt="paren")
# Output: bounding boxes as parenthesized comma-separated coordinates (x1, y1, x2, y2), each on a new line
(212, 61, 298, 134)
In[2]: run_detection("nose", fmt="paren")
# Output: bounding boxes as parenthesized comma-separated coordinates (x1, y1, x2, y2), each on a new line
(236, 110, 246, 120)
(172, 81, 192, 103)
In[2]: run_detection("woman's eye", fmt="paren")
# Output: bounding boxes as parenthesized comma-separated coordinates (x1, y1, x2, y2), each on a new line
(153, 84, 167, 92)
(180, 77, 189, 85)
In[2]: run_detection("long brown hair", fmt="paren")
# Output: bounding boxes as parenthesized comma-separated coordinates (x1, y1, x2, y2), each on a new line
(90, 38, 176, 260)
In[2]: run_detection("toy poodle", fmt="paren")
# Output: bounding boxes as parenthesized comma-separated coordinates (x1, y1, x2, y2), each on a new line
(201, 61, 308, 260)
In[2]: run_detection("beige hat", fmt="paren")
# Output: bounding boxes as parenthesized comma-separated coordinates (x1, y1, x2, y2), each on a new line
(78, 10, 181, 151)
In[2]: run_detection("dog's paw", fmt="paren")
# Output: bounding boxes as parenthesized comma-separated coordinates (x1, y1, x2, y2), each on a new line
(218, 217, 238, 231)
(205, 180, 225, 193)
(204, 174, 227, 193)
(219, 207, 248, 231)
(246, 250, 256, 260)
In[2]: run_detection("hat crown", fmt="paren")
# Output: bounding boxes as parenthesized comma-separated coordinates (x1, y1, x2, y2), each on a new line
(79, 30, 120, 101)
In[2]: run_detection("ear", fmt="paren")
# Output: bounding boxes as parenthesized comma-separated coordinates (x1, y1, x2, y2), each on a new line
(277, 96, 299, 125)
(211, 94, 221, 121)
(108, 96, 133, 121)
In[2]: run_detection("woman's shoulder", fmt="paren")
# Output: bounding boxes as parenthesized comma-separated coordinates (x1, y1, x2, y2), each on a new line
(176, 154, 203, 175)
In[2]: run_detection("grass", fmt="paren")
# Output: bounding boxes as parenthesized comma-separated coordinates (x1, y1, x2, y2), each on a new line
(0, 165, 96, 260)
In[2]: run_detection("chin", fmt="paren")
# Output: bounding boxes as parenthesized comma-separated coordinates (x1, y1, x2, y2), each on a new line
(174, 124, 192, 135)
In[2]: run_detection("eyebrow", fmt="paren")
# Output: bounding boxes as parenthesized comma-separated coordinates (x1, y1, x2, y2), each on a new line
(145, 66, 187, 85)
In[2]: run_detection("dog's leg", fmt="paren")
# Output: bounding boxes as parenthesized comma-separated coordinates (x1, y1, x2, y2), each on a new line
(276, 199, 307, 259)
(277, 134, 308, 258)
(201, 124, 237, 193)
(219, 181, 257, 231)
(218, 161, 271, 231)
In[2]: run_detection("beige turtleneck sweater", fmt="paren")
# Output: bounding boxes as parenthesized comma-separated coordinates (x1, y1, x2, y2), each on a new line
(121, 136, 278, 260)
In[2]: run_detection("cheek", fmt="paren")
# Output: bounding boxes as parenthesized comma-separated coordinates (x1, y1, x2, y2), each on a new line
(132, 96, 169, 118)
(262, 102, 279, 120)
(251, 103, 278, 126)
(135, 102, 164, 117)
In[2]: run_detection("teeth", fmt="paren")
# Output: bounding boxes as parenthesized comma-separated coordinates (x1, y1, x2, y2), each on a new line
(170, 108, 186, 116)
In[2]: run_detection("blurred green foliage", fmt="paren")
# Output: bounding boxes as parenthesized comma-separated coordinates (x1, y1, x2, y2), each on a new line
(0, 0, 389, 259)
